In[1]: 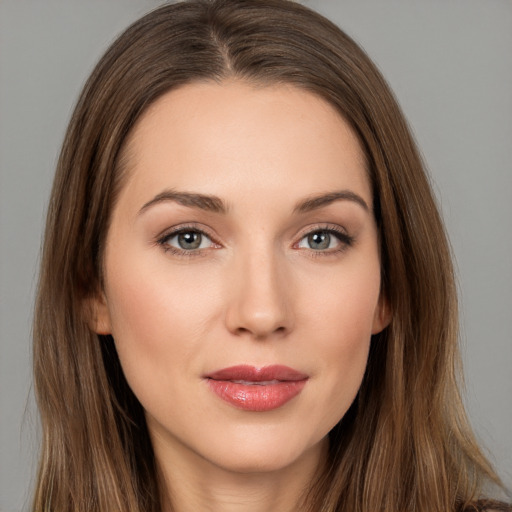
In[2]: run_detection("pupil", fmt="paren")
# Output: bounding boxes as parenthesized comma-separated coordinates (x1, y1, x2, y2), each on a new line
(309, 231, 330, 250)
(178, 232, 201, 250)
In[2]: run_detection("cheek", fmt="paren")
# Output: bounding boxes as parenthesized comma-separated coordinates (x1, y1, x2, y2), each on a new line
(299, 254, 381, 350)
(313, 282, 376, 381)
(102, 253, 222, 400)
(106, 244, 218, 331)
(296, 260, 380, 429)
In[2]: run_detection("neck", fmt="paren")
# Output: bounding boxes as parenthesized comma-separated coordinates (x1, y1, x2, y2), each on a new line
(154, 433, 328, 512)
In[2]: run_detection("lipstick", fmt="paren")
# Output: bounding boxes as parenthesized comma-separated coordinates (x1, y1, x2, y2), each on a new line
(205, 365, 308, 412)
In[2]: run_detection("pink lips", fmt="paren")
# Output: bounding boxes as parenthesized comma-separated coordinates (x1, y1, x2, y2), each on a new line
(205, 365, 308, 412)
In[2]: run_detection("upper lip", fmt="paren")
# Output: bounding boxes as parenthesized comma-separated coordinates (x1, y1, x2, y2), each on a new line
(205, 365, 308, 382)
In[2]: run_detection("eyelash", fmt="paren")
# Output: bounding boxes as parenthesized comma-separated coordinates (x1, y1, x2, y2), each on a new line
(296, 225, 355, 257)
(156, 224, 219, 258)
(156, 224, 355, 258)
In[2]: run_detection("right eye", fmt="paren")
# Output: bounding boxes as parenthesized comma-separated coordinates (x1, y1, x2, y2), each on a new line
(158, 228, 216, 253)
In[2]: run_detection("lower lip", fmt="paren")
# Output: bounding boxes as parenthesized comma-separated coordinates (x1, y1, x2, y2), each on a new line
(206, 379, 307, 412)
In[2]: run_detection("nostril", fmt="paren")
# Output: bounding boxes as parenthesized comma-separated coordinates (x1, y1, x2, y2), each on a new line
(236, 325, 288, 340)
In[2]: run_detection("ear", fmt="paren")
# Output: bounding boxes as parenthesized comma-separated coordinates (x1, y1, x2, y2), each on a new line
(371, 294, 392, 335)
(85, 291, 112, 335)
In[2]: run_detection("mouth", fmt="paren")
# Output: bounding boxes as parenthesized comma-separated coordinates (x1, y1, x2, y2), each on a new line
(204, 365, 308, 412)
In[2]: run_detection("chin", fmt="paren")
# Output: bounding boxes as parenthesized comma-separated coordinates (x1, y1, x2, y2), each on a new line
(196, 429, 327, 476)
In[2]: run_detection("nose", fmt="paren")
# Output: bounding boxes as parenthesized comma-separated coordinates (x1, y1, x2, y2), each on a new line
(224, 247, 294, 339)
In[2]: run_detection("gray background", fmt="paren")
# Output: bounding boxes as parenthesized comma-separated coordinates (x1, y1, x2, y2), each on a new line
(1, 1, 510, 510)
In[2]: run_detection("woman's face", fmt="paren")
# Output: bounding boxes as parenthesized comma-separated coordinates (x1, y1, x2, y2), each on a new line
(93, 81, 389, 474)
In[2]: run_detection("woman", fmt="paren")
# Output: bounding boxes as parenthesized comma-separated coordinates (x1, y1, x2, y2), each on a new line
(32, 0, 510, 511)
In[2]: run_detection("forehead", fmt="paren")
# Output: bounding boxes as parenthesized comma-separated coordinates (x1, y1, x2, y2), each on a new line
(118, 80, 370, 209)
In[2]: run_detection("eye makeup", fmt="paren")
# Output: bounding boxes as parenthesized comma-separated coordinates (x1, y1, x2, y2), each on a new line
(156, 223, 221, 258)
(154, 221, 355, 260)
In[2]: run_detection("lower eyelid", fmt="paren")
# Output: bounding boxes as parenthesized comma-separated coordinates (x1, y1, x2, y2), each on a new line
(296, 227, 354, 247)
(155, 225, 353, 256)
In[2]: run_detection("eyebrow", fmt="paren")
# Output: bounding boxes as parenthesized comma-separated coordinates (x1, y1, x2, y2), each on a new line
(138, 190, 227, 215)
(293, 190, 370, 213)
(138, 188, 369, 216)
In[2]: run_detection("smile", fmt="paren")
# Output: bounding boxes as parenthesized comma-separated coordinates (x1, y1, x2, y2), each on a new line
(205, 365, 308, 412)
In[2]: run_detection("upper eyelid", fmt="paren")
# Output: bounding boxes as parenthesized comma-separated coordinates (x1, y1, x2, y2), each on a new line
(296, 223, 350, 238)
(158, 223, 215, 240)
(294, 225, 355, 249)
(156, 226, 219, 256)
(155, 222, 353, 247)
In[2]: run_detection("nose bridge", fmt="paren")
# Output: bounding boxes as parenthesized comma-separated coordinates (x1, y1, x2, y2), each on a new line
(225, 238, 293, 338)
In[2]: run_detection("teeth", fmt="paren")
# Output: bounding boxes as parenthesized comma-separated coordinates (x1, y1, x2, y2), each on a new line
(231, 379, 280, 386)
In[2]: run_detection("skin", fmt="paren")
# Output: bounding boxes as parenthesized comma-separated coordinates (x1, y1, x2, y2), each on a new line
(92, 80, 390, 512)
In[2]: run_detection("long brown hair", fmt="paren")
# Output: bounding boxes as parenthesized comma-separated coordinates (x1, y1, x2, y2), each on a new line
(33, 1, 507, 511)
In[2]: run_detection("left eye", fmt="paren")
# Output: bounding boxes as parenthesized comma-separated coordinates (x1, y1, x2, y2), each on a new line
(162, 230, 213, 251)
(297, 230, 344, 251)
